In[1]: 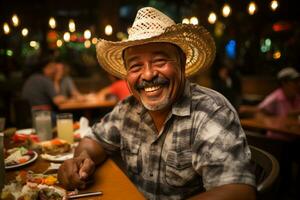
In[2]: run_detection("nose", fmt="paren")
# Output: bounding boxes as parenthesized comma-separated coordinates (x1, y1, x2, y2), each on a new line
(141, 63, 157, 81)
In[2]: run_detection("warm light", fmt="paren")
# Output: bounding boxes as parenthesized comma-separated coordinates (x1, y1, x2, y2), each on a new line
(6, 49, 13, 57)
(84, 29, 91, 39)
(270, 0, 279, 11)
(208, 12, 217, 24)
(190, 17, 198, 25)
(30, 41, 39, 49)
(182, 18, 189, 24)
(12, 14, 19, 27)
(84, 40, 91, 48)
(56, 39, 63, 47)
(63, 32, 70, 42)
(273, 50, 281, 59)
(3, 23, 10, 34)
(104, 24, 113, 36)
(91, 37, 98, 45)
(222, 4, 231, 17)
(49, 17, 56, 29)
(69, 19, 76, 32)
(21, 28, 28, 37)
(248, 2, 257, 15)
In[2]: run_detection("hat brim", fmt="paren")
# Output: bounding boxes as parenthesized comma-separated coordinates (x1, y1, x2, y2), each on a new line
(96, 24, 216, 79)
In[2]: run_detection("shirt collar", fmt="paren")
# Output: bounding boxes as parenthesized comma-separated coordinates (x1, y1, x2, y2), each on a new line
(171, 80, 191, 117)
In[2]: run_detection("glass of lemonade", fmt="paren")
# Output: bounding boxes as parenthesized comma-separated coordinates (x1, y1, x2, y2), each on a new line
(56, 113, 74, 143)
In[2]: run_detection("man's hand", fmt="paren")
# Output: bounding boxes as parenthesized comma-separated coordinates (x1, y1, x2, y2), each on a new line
(58, 151, 95, 190)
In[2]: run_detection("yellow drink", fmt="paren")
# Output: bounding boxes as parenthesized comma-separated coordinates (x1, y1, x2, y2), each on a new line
(56, 113, 74, 143)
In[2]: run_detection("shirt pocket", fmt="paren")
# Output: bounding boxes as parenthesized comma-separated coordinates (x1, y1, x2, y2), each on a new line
(165, 150, 198, 187)
(121, 139, 141, 174)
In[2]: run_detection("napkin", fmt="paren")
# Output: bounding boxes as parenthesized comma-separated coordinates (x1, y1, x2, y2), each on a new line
(74, 117, 93, 138)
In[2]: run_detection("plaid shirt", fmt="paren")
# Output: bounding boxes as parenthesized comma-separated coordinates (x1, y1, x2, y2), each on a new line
(91, 81, 256, 200)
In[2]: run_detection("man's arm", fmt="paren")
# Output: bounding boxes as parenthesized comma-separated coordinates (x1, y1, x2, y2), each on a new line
(58, 137, 107, 190)
(74, 137, 107, 165)
(188, 184, 256, 200)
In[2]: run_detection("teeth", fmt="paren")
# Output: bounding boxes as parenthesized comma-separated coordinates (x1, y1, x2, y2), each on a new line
(144, 86, 160, 92)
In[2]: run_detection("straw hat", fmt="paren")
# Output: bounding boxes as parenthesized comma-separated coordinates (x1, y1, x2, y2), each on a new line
(96, 7, 216, 79)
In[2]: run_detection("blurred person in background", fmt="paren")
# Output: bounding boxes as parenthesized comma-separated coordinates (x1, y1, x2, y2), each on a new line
(258, 67, 300, 139)
(53, 61, 83, 100)
(97, 74, 131, 101)
(21, 57, 67, 111)
(211, 58, 242, 110)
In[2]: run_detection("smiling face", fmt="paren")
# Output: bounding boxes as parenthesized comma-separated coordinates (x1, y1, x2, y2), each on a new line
(124, 42, 186, 111)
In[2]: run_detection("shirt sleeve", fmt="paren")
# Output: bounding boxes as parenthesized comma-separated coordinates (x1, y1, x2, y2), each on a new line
(90, 102, 125, 154)
(258, 94, 277, 115)
(192, 105, 256, 190)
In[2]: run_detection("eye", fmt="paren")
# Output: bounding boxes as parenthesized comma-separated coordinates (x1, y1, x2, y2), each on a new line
(152, 58, 167, 67)
(128, 63, 142, 72)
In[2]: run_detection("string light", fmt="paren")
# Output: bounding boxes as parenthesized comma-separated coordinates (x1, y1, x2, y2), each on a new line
(56, 39, 63, 47)
(69, 19, 76, 32)
(91, 37, 98, 44)
(84, 40, 91, 48)
(12, 14, 19, 27)
(182, 18, 189, 24)
(21, 28, 29, 37)
(3, 23, 10, 34)
(49, 17, 56, 29)
(208, 12, 217, 24)
(248, 2, 257, 15)
(104, 25, 113, 36)
(190, 17, 198, 25)
(222, 4, 231, 17)
(84, 29, 91, 39)
(63, 32, 70, 42)
(270, 0, 279, 11)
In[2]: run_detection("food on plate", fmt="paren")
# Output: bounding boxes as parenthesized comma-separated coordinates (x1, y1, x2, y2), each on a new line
(1, 170, 66, 200)
(40, 139, 71, 155)
(5, 147, 35, 166)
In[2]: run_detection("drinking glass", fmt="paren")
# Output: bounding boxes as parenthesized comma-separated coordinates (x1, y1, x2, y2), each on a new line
(0, 118, 5, 132)
(33, 110, 52, 141)
(56, 113, 74, 143)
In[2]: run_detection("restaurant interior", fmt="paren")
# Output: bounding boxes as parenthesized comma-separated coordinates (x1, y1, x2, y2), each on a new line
(1, 0, 300, 199)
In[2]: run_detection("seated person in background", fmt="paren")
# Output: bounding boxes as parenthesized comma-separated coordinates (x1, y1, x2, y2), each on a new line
(211, 59, 242, 110)
(54, 61, 83, 100)
(258, 67, 300, 117)
(22, 57, 67, 111)
(258, 67, 300, 140)
(58, 7, 256, 200)
(97, 74, 130, 101)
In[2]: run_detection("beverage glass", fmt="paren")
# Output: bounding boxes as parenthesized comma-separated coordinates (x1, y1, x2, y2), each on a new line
(56, 113, 74, 143)
(0, 117, 5, 131)
(33, 110, 52, 141)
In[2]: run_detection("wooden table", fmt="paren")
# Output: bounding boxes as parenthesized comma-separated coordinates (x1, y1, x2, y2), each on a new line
(241, 115, 300, 137)
(58, 97, 117, 111)
(5, 157, 145, 199)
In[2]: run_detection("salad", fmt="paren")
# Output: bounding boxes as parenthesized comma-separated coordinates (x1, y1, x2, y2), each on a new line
(5, 147, 35, 166)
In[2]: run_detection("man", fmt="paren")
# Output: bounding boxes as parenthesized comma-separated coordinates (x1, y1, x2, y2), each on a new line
(58, 7, 256, 199)
(258, 67, 300, 140)
(258, 67, 300, 117)
(22, 58, 66, 111)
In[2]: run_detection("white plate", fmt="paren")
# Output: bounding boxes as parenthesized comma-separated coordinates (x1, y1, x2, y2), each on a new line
(41, 152, 74, 162)
(15, 128, 35, 135)
(5, 151, 38, 170)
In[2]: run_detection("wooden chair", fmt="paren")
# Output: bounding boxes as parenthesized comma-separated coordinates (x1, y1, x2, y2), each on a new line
(250, 145, 280, 198)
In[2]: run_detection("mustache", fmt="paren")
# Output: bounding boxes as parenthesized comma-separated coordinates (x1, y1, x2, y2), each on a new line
(135, 77, 169, 90)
